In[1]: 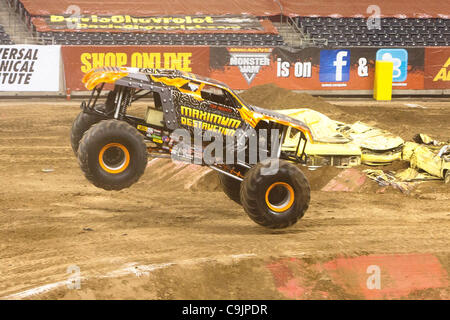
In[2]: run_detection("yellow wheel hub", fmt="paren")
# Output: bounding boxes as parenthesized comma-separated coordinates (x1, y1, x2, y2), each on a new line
(265, 182, 295, 213)
(98, 143, 130, 174)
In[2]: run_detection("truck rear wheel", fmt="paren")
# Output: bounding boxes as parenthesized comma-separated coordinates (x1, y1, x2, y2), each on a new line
(71, 104, 108, 155)
(240, 159, 310, 229)
(77, 119, 147, 191)
(218, 173, 242, 205)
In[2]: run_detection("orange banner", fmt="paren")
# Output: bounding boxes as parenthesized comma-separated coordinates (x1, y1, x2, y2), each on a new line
(62, 46, 210, 90)
(425, 47, 450, 89)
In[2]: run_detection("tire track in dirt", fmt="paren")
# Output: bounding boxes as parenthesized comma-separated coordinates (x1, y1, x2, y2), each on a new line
(0, 100, 448, 299)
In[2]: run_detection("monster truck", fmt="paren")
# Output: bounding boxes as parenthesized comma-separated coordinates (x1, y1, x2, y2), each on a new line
(72, 67, 313, 229)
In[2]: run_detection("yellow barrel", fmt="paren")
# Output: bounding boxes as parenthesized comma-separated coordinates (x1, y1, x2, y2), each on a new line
(373, 60, 394, 101)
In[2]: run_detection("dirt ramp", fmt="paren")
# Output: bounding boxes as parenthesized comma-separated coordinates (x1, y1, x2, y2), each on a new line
(189, 170, 221, 192)
(145, 159, 414, 195)
(240, 84, 344, 117)
(146, 157, 345, 193)
(145, 158, 218, 191)
(192, 165, 345, 193)
(161, 160, 378, 194)
(301, 166, 343, 191)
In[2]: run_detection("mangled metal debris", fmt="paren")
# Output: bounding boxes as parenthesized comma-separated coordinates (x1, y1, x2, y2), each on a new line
(277, 108, 449, 184)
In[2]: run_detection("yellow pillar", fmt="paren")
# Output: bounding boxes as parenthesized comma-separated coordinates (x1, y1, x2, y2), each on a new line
(373, 60, 394, 101)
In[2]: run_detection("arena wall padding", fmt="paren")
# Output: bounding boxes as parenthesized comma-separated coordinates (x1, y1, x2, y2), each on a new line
(61, 46, 450, 92)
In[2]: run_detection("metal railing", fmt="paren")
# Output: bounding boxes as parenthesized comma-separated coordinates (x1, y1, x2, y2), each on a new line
(272, 15, 328, 49)
(286, 16, 328, 48)
(1, 0, 41, 44)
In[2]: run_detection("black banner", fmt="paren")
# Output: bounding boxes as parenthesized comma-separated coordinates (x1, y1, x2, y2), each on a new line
(45, 14, 264, 32)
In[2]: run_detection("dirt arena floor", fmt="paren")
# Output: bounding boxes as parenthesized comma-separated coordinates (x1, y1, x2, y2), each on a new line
(0, 93, 449, 300)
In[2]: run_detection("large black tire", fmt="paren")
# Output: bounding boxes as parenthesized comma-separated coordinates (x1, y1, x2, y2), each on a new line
(71, 107, 105, 155)
(240, 159, 310, 229)
(218, 173, 242, 204)
(78, 119, 148, 191)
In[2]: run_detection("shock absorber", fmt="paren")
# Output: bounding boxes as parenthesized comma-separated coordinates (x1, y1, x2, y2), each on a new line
(120, 88, 131, 120)
(113, 86, 131, 120)
(113, 86, 123, 119)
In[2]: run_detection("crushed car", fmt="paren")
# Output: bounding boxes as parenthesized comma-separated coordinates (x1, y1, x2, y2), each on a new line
(278, 108, 404, 167)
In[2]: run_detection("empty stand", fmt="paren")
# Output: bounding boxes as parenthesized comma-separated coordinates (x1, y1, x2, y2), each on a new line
(300, 17, 450, 47)
(3, 0, 450, 48)
(0, 24, 13, 44)
(33, 17, 450, 47)
(37, 31, 286, 47)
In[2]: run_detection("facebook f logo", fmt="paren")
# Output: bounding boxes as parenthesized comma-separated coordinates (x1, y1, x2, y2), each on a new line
(333, 51, 349, 81)
(320, 50, 351, 82)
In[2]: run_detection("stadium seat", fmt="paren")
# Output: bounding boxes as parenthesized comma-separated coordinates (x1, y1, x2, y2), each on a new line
(298, 17, 450, 47)
(37, 31, 287, 47)
(0, 24, 14, 44)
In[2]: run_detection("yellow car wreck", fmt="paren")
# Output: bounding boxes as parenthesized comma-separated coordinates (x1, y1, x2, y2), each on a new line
(403, 142, 450, 183)
(278, 108, 404, 168)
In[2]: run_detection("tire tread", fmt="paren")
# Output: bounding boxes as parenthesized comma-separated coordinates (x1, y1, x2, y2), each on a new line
(78, 119, 147, 191)
(240, 160, 310, 229)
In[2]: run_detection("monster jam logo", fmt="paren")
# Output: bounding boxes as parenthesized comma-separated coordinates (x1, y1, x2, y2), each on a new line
(228, 48, 272, 85)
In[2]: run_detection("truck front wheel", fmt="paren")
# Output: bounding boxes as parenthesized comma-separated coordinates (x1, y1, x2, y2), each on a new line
(240, 159, 310, 229)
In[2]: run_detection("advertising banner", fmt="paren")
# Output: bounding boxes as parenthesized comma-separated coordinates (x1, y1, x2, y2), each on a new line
(62, 45, 434, 92)
(33, 15, 272, 33)
(424, 47, 450, 89)
(62, 46, 210, 90)
(0, 45, 61, 91)
(208, 47, 425, 91)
